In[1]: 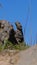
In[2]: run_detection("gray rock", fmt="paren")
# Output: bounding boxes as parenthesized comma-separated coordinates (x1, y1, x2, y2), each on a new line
(15, 22, 22, 30)
(15, 22, 24, 43)
(0, 20, 24, 44)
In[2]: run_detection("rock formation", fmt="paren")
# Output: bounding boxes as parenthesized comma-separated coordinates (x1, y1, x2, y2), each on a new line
(15, 22, 24, 43)
(0, 20, 24, 44)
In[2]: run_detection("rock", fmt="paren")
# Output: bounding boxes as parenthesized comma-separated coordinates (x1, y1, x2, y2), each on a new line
(15, 22, 22, 30)
(0, 20, 13, 44)
(8, 27, 18, 44)
(15, 22, 24, 43)
(0, 20, 24, 44)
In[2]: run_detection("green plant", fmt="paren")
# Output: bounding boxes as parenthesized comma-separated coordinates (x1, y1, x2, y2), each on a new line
(0, 44, 2, 51)
(0, 40, 30, 51)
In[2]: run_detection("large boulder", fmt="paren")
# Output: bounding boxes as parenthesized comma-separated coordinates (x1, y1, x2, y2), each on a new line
(0, 20, 24, 44)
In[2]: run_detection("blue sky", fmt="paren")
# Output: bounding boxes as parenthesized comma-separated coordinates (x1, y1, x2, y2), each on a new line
(0, 0, 37, 45)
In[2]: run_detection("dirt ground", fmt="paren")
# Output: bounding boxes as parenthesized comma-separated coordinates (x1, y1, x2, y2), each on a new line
(0, 45, 37, 65)
(16, 45, 37, 65)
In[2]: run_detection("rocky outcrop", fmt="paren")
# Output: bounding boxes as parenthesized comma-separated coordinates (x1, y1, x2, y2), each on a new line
(0, 20, 24, 44)
(15, 22, 24, 43)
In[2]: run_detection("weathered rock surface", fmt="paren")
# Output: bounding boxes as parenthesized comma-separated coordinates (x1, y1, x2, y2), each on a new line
(0, 20, 24, 44)
(0, 20, 11, 44)
(15, 22, 24, 43)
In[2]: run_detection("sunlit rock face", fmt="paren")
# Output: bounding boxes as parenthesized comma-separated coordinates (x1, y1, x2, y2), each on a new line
(0, 20, 13, 44)
(0, 20, 24, 44)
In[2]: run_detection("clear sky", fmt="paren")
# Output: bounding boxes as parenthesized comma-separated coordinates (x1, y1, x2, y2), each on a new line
(0, 0, 37, 46)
